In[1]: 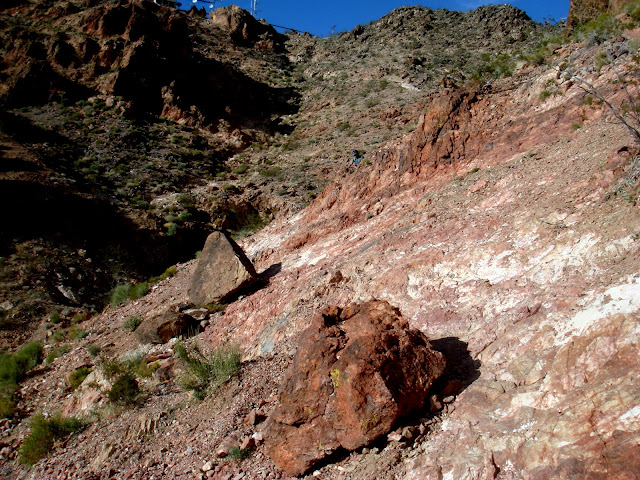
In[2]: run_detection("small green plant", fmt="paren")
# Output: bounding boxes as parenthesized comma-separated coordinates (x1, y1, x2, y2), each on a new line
(539, 90, 552, 101)
(68, 325, 88, 340)
(46, 345, 71, 365)
(227, 447, 249, 461)
(51, 330, 66, 343)
(110, 284, 131, 307)
(122, 315, 143, 332)
(49, 311, 61, 324)
(174, 341, 241, 397)
(572, 123, 583, 131)
(107, 373, 140, 405)
(0, 342, 43, 418)
(69, 367, 91, 390)
(86, 344, 100, 357)
(19, 414, 84, 465)
(232, 164, 249, 175)
(149, 266, 177, 284)
(129, 282, 148, 301)
(165, 222, 178, 236)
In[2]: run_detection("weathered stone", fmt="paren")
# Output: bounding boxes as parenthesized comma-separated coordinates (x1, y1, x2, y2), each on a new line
(263, 300, 445, 476)
(209, 5, 281, 48)
(188, 231, 257, 305)
(134, 310, 199, 344)
(244, 410, 266, 426)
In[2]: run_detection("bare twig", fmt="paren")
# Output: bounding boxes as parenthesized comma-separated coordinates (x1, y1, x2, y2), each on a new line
(569, 71, 640, 143)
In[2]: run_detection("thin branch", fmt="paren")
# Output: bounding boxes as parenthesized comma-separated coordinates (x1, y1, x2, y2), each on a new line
(568, 70, 640, 143)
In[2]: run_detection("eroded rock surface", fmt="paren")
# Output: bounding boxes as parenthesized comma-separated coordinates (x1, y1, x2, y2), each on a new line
(263, 300, 445, 476)
(188, 231, 257, 305)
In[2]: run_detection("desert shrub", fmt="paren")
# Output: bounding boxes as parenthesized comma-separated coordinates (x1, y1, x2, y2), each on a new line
(174, 341, 241, 397)
(149, 266, 177, 284)
(576, 13, 621, 45)
(258, 166, 283, 178)
(45, 345, 70, 365)
(86, 344, 100, 357)
(539, 90, 552, 101)
(106, 373, 139, 405)
(122, 315, 143, 332)
(69, 367, 91, 390)
(49, 311, 61, 324)
(165, 222, 178, 236)
(68, 326, 88, 340)
(0, 342, 43, 385)
(0, 342, 43, 418)
(110, 284, 131, 307)
(232, 164, 249, 175)
(51, 330, 66, 343)
(19, 414, 83, 465)
(128, 282, 148, 301)
(227, 447, 249, 461)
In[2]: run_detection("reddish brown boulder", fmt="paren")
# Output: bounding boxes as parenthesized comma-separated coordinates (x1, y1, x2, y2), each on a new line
(188, 231, 258, 305)
(134, 310, 198, 344)
(263, 300, 446, 477)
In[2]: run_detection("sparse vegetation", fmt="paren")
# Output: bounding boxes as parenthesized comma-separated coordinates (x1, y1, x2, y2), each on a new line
(122, 315, 143, 332)
(174, 341, 241, 397)
(69, 367, 92, 390)
(228, 447, 250, 461)
(19, 414, 84, 465)
(46, 345, 71, 364)
(0, 342, 43, 418)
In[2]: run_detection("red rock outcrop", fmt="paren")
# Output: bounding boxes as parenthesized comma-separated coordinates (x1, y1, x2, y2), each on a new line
(209, 5, 282, 50)
(263, 300, 445, 476)
(0, 0, 293, 126)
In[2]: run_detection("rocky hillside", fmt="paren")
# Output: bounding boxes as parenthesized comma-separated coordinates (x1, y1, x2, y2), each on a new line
(0, 0, 560, 349)
(2, 1, 640, 480)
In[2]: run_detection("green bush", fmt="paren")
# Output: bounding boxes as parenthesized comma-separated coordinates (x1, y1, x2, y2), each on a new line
(45, 345, 70, 365)
(0, 342, 43, 418)
(69, 367, 91, 390)
(86, 344, 100, 357)
(110, 284, 131, 307)
(129, 282, 148, 301)
(19, 414, 83, 465)
(174, 341, 241, 396)
(0, 342, 43, 385)
(68, 325, 88, 340)
(122, 315, 143, 332)
(228, 447, 249, 461)
(149, 266, 177, 284)
(107, 373, 139, 405)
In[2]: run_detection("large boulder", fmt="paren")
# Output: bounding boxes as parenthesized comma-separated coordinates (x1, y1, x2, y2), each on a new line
(188, 231, 257, 305)
(134, 310, 199, 344)
(262, 300, 446, 477)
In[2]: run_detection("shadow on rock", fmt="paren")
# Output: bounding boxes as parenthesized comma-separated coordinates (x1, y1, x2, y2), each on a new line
(429, 337, 481, 397)
(222, 262, 282, 304)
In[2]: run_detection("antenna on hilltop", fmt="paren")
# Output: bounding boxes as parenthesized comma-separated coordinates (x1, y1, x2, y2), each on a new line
(250, 0, 258, 17)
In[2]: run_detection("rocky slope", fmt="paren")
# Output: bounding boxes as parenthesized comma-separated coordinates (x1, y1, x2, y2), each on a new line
(2, 2, 640, 480)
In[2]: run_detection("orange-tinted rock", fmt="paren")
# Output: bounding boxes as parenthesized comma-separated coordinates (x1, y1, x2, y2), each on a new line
(209, 5, 282, 49)
(263, 300, 445, 476)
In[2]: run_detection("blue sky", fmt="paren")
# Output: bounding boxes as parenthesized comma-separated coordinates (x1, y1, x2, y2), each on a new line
(183, 1, 570, 37)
